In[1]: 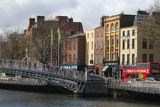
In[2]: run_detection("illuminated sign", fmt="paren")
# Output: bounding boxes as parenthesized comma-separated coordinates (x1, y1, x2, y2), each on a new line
(126, 68, 150, 74)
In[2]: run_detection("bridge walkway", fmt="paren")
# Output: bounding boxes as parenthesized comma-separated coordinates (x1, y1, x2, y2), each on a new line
(0, 59, 86, 93)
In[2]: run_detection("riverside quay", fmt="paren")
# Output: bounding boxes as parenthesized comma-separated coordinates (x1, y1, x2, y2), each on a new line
(0, 59, 160, 100)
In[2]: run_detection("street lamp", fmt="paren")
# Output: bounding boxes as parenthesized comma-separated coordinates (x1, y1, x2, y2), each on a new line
(22, 48, 31, 69)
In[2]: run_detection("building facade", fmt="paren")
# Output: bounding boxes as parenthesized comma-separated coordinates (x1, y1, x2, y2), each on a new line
(94, 16, 106, 74)
(134, 10, 149, 25)
(104, 14, 135, 62)
(24, 16, 83, 64)
(85, 29, 95, 67)
(61, 33, 86, 70)
(94, 27, 104, 74)
(120, 26, 138, 65)
(119, 10, 160, 65)
(120, 26, 160, 64)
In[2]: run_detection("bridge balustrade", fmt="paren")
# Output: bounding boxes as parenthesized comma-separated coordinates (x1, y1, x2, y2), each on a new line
(108, 79, 160, 95)
(0, 59, 85, 81)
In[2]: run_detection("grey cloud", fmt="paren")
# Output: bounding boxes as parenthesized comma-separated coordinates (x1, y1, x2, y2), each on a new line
(0, 0, 154, 31)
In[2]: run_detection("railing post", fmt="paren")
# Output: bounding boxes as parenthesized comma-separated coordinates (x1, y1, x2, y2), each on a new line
(84, 67, 87, 81)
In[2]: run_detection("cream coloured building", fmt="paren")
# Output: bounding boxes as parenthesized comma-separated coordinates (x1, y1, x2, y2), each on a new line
(120, 26, 137, 65)
(120, 26, 160, 65)
(85, 29, 95, 66)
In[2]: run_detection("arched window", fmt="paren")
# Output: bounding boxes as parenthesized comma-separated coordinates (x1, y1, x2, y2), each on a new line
(122, 40, 125, 49)
(111, 23, 114, 32)
(115, 22, 118, 31)
(106, 24, 109, 33)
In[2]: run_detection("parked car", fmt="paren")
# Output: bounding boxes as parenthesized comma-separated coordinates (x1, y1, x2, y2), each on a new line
(128, 78, 143, 84)
(145, 77, 156, 81)
(154, 76, 160, 81)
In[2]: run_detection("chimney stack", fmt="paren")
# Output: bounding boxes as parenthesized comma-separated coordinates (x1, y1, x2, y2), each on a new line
(29, 18, 35, 27)
(37, 16, 45, 26)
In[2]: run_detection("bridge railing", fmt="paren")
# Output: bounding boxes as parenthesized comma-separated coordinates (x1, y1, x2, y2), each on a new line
(0, 59, 86, 81)
(108, 79, 160, 94)
(0, 59, 43, 71)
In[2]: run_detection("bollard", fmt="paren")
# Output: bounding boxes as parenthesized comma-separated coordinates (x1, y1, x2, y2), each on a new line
(113, 90, 117, 98)
(84, 67, 87, 81)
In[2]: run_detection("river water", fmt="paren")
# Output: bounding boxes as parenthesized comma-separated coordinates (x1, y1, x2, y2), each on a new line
(0, 90, 159, 107)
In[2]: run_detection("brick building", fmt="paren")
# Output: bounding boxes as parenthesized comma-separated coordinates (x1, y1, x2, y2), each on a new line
(24, 16, 83, 64)
(60, 33, 86, 70)
(94, 16, 106, 75)
(104, 13, 135, 62)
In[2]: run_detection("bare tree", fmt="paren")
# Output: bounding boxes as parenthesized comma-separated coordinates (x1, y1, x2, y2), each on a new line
(31, 25, 55, 64)
(139, 0, 160, 47)
(0, 29, 26, 59)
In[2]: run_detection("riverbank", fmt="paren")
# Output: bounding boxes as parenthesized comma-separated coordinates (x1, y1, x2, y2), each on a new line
(0, 82, 73, 94)
(0, 89, 160, 107)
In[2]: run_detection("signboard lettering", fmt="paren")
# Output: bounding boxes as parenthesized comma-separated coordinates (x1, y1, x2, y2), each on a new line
(126, 68, 150, 74)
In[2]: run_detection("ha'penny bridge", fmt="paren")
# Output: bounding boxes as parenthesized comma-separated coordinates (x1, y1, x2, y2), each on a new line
(0, 59, 160, 98)
(0, 59, 87, 93)
(0, 59, 108, 95)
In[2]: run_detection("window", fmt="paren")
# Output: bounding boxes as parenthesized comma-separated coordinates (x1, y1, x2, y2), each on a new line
(87, 42, 89, 49)
(87, 33, 89, 38)
(96, 41, 98, 50)
(123, 31, 125, 37)
(91, 54, 93, 60)
(69, 54, 72, 63)
(116, 37, 118, 47)
(132, 30, 135, 36)
(115, 49, 119, 60)
(69, 41, 72, 50)
(142, 39, 147, 49)
(95, 55, 98, 64)
(149, 39, 154, 49)
(90, 54, 94, 64)
(111, 37, 114, 45)
(142, 54, 147, 62)
(149, 54, 154, 62)
(91, 41, 93, 50)
(101, 41, 104, 49)
(106, 52, 109, 61)
(115, 23, 118, 31)
(92, 33, 93, 38)
(111, 52, 114, 61)
(122, 54, 125, 64)
(87, 54, 89, 63)
(73, 42, 76, 50)
(96, 31, 98, 37)
(127, 30, 130, 36)
(100, 54, 103, 63)
(101, 29, 103, 37)
(111, 23, 114, 32)
(127, 39, 130, 49)
(106, 24, 109, 33)
(73, 54, 76, 62)
(132, 39, 135, 49)
(132, 54, 135, 64)
(127, 54, 130, 65)
(122, 40, 125, 49)
(106, 39, 109, 46)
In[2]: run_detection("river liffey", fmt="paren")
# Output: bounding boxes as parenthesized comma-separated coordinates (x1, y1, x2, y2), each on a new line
(0, 90, 159, 107)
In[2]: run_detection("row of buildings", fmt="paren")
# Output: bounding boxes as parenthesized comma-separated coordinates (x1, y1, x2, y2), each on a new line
(86, 10, 160, 75)
(23, 10, 160, 75)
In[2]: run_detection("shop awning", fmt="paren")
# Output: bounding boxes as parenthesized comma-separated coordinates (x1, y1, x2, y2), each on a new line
(101, 66, 109, 72)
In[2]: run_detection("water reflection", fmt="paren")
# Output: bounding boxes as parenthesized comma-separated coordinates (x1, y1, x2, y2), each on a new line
(0, 90, 159, 107)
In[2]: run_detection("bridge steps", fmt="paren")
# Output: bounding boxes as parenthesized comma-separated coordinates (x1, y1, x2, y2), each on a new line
(84, 75, 108, 95)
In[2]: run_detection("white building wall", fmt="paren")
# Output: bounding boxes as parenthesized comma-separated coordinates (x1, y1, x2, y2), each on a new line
(120, 26, 138, 65)
(85, 29, 95, 66)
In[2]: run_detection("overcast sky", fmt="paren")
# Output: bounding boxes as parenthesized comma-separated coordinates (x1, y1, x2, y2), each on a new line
(0, 0, 154, 32)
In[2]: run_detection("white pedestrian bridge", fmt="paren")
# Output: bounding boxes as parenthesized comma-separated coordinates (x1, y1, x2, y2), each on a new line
(0, 59, 86, 93)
